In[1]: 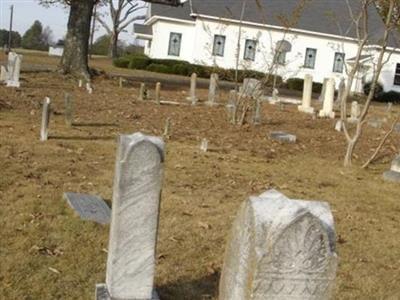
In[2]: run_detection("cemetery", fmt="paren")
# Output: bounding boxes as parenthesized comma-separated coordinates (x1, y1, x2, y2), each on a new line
(0, 48, 399, 299)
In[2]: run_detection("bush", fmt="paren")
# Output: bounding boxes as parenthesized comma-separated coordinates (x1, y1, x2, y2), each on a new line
(285, 78, 323, 93)
(312, 82, 323, 94)
(113, 57, 130, 68)
(376, 91, 400, 103)
(128, 56, 151, 70)
(363, 82, 384, 99)
(152, 59, 190, 67)
(146, 63, 171, 74)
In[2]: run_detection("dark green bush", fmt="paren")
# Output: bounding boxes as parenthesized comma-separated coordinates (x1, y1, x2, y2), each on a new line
(151, 59, 190, 67)
(312, 82, 323, 94)
(146, 63, 171, 74)
(363, 82, 384, 99)
(128, 56, 151, 70)
(376, 91, 400, 103)
(113, 57, 130, 68)
(286, 78, 304, 91)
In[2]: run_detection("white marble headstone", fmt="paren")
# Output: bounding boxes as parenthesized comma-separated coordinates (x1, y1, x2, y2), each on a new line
(40, 97, 51, 141)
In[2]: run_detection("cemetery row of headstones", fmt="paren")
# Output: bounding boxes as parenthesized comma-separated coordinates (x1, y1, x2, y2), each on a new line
(0, 51, 23, 88)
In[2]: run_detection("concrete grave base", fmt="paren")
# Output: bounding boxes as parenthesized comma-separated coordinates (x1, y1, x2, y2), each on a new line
(383, 170, 400, 183)
(270, 131, 297, 143)
(6, 80, 20, 88)
(95, 284, 159, 300)
(319, 110, 335, 119)
(298, 105, 315, 114)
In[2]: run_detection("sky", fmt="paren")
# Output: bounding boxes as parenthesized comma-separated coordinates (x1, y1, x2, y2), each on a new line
(0, 0, 147, 44)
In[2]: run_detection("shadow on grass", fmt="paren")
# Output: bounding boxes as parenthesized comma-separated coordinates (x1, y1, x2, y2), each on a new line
(50, 135, 115, 141)
(157, 272, 220, 300)
(72, 122, 118, 127)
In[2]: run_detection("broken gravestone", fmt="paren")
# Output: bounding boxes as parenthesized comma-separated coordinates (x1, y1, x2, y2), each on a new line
(270, 131, 297, 143)
(64, 192, 111, 225)
(383, 155, 400, 183)
(96, 132, 164, 300)
(40, 97, 51, 141)
(219, 189, 337, 300)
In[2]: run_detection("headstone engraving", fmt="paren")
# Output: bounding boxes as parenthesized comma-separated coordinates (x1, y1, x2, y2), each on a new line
(383, 155, 400, 182)
(188, 73, 198, 104)
(298, 74, 315, 114)
(207, 73, 219, 105)
(319, 78, 329, 102)
(96, 133, 164, 300)
(6, 52, 23, 88)
(155, 82, 161, 105)
(64, 93, 73, 127)
(40, 97, 51, 141)
(270, 131, 297, 143)
(226, 89, 237, 124)
(220, 189, 337, 300)
(319, 78, 335, 118)
(64, 192, 111, 225)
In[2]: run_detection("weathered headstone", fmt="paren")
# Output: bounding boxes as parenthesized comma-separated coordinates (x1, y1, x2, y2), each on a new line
(96, 133, 164, 300)
(155, 82, 161, 105)
(207, 73, 219, 105)
(40, 97, 51, 141)
(200, 138, 208, 152)
(119, 77, 124, 88)
(6, 52, 23, 88)
(189, 72, 198, 104)
(348, 101, 360, 123)
(86, 82, 93, 94)
(253, 98, 262, 125)
(0, 65, 7, 82)
(64, 192, 111, 225)
(226, 89, 237, 124)
(64, 93, 73, 127)
(270, 131, 297, 143)
(336, 78, 345, 103)
(335, 120, 343, 132)
(385, 102, 393, 113)
(139, 83, 146, 101)
(319, 78, 335, 118)
(241, 78, 263, 99)
(319, 78, 329, 102)
(383, 155, 400, 182)
(220, 189, 337, 300)
(78, 79, 83, 88)
(298, 74, 314, 114)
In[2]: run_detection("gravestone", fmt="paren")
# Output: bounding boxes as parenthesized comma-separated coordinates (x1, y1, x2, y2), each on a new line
(270, 131, 297, 143)
(64, 93, 73, 127)
(226, 89, 237, 124)
(335, 120, 343, 132)
(241, 78, 263, 99)
(86, 82, 93, 94)
(319, 78, 335, 118)
(0, 65, 7, 82)
(163, 117, 171, 138)
(6, 52, 23, 88)
(207, 73, 219, 105)
(139, 83, 146, 101)
(200, 138, 208, 152)
(385, 102, 393, 113)
(220, 189, 337, 300)
(348, 101, 360, 123)
(64, 192, 111, 225)
(188, 73, 198, 104)
(78, 79, 83, 88)
(298, 74, 314, 114)
(336, 78, 345, 103)
(253, 98, 262, 125)
(383, 155, 400, 183)
(319, 78, 329, 102)
(96, 133, 164, 300)
(40, 97, 51, 141)
(155, 82, 161, 105)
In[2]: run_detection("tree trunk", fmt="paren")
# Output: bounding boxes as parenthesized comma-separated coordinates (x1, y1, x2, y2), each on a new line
(344, 139, 357, 167)
(61, 0, 94, 80)
(109, 30, 119, 58)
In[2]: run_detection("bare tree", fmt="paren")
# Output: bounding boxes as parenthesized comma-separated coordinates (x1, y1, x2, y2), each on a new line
(96, 0, 146, 58)
(339, 0, 396, 167)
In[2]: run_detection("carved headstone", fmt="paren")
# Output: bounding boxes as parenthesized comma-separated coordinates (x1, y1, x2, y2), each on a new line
(155, 82, 161, 104)
(96, 133, 164, 300)
(64, 192, 111, 225)
(298, 74, 315, 114)
(319, 78, 335, 118)
(383, 155, 400, 182)
(40, 97, 51, 141)
(220, 189, 337, 300)
(207, 73, 219, 105)
(6, 52, 23, 88)
(64, 93, 73, 127)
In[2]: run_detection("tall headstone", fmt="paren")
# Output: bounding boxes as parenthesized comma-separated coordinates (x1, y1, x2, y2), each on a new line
(319, 78, 329, 102)
(383, 155, 400, 182)
(0, 65, 8, 83)
(226, 89, 237, 124)
(155, 82, 161, 105)
(40, 97, 51, 141)
(336, 78, 346, 103)
(253, 98, 262, 125)
(220, 189, 337, 300)
(64, 93, 73, 127)
(6, 52, 23, 88)
(319, 78, 335, 118)
(189, 73, 198, 104)
(96, 133, 164, 300)
(298, 74, 314, 114)
(139, 83, 146, 101)
(207, 73, 219, 105)
(348, 101, 361, 123)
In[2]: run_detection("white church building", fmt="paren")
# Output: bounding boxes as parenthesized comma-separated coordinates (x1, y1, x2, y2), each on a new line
(134, 0, 400, 94)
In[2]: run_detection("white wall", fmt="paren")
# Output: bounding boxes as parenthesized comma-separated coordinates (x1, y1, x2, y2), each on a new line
(147, 17, 400, 93)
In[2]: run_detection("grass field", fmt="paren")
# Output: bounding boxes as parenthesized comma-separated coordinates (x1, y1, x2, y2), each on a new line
(0, 51, 399, 299)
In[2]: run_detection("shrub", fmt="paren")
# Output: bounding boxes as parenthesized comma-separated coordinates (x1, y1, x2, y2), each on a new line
(146, 63, 171, 74)
(113, 57, 130, 68)
(128, 56, 151, 70)
(363, 82, 384, 99)
(376, 91, 400, 103)
(152, 59, 190, 67)
(312, 82, 323, 94)
(286, 78, 304, 91)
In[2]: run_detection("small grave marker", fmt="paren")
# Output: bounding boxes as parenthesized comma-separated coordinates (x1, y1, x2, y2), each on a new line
(207, 73, 219, 105)
(64, 93, 73, 127)
(155, 82, 161, 104)
(383, 155, 400, 182)
(139, 83, 146, 101)
(200, 138, 208, 152)
(270, 131, 297, 143)
(40, 97, 51, 141)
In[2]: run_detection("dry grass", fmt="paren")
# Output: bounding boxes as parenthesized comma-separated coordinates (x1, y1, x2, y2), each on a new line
(0, 53, 399, 300)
